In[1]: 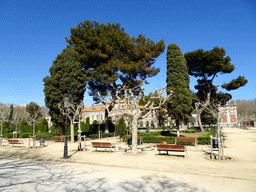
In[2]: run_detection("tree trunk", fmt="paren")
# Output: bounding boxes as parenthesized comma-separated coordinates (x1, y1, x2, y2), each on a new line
(176, 120, 180, 137)
(131, 117, 138, 154)
(71, 120, 74, 143)
(197, 113, 205, 132)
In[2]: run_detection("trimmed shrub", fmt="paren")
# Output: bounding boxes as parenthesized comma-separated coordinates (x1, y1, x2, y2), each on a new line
(197, 136, 211, 145)
(35, 132, 56, 140)
(143, 136, 176, 144)
(3, 133, 13, 138)
(136, 131, 161, 137)
(18, 133, 33, 138)
(176, 141, 195, 146)
(122, 135, 176, 144)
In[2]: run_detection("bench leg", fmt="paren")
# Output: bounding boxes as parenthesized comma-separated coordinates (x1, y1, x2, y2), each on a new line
(166, 151, 168, 155)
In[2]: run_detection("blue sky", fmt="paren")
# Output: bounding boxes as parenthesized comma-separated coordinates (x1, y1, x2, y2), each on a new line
(0, 0, 255, 107)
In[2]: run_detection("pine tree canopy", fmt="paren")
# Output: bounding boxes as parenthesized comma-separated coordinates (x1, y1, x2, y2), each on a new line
(166, 44, 193, 123)
(65, 20, 165, 101)
(184, 46, 235, 78)
(221, 75, 248, 91)
(184, 46, 248, 103)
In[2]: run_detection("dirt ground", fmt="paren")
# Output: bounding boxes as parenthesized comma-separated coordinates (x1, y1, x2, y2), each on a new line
(1, 127, 256, 191)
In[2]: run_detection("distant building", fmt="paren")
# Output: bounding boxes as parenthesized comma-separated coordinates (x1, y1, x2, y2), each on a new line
(219, 101, 238, 127)
(81, 102, 172, 128)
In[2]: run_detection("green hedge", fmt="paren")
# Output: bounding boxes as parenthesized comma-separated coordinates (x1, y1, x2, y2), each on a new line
(176, 141, 195, 146)
(3, 132, 63, 141)
(3, 133, 13, 138)
(197, 136, 211, 145)
(35, 132, 56, 140)
(122, 135, 211, 145)
(18, 133, 33, 138)
(122, 135, 176, 144)
(143, 136, 176, 144)
(136, 131, 162, 137)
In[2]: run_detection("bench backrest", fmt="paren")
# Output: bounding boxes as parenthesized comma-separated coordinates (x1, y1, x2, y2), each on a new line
(156, 144, 171, 150)
(8, 140, 19, 144)
(169, 145, 185, 150)
(156, 144, 185, 150)
(176, 137, 197, 142)
(91, 142, 112, 147)
(54, 135, 65, 139)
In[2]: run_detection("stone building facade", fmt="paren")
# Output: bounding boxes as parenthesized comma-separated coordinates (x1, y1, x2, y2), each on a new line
(81, 102, 172, 128)
(218, 101, 238, 127)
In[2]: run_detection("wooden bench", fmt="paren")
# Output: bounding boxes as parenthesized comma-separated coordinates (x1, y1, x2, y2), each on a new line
(8, 139, 24, 147)
(53, 135, 65, 142)
(175, 137, 198, 146)
(156, 144, 187, 158)
(91, 142, 116, 153)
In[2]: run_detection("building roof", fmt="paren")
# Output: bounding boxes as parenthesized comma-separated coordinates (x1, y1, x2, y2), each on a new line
(83, 104, 144, 112)
(83, 106, 106, 112)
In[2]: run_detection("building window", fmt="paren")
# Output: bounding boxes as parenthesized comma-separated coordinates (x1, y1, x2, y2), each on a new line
(92, 115, 94, 120)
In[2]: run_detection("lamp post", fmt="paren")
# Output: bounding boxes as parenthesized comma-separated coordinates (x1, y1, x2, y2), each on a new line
(64, 97, 69, 158)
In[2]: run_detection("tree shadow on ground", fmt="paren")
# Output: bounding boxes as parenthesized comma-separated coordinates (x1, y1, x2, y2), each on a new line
(0, 157, 109, 192)
(0, 157, 208, 192)
(119, 174, 208, 192)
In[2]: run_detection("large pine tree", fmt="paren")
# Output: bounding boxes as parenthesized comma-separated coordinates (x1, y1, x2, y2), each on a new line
(43, 45, 87, 133)
(184, 47, 248, 131)
(166, 44, 193, 136)
(65, 20, 165, 131)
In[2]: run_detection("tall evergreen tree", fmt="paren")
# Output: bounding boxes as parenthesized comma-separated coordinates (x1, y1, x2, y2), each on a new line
(43, 45, 87, 133)
(166, 44, 193, 137)
(8, 104, 13, 123)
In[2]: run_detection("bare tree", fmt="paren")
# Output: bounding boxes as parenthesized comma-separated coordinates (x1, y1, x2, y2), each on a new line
(0, 105, 10, 147)
(14, 105, 29, 119)
(10, 112, 24, 138)
(26, 103, 43, 148)
(71, 101, 84, 148)
(97, 83, 172, 154)
(236, 100, 256, 126)
(194, 92, 211, 132)
(0, 105, 10, 135)
(58, 100, 84, 143)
